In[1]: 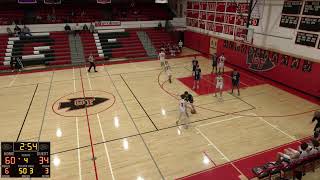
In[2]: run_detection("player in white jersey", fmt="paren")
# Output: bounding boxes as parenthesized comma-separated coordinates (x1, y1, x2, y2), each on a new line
(159, 51, 166, 67)
(215, 73, 224, 98)
(218, 53, 226, 73)
(164, 61, 172, 83)
(176, 95, 189, 129)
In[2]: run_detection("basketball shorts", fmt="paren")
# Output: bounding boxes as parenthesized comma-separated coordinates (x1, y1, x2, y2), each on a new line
(218, 63, 224, 68)
(216, 83, 223, 89)
(232, 80, 239, 86)
(194, 75, 200, 81)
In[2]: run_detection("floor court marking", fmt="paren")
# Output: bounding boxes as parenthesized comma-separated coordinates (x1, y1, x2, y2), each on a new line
(253, 112, 297, 141)
(51, 107, 254, 156)
(16, 84, 38, 142)
(120, 74, 159, 131)
(102, 64, 165, 180)
(79, 68, 99, 180)
(37, 72, 54, 141)
(86, 68, 115, 180)
(195, 122, 247, 179)
(73, 68, 82, 180)
(8, 73, 18, 87)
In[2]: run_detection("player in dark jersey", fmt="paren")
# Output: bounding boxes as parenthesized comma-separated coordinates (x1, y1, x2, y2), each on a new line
(211, 53, 217, 74)
(231, 69, 240, 96)
(192, 56, 198, 76)
(193, 65, 201, 89)
(312, 111, 320, 132)
(184, 91, 196, 113)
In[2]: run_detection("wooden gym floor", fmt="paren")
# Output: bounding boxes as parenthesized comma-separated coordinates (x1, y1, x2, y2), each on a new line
(0, 53, 319, 180)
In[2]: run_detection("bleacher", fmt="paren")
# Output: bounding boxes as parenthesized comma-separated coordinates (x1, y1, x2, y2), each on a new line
(0, 32, 71, 69)
(144, 29, 179, 53)
(80, 29, 147, 61)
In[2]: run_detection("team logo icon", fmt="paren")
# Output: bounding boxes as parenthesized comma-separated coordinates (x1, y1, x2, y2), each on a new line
(246, 47, 276, 71)
(53, 90, 115, 117)
(59, 97, 109, 111)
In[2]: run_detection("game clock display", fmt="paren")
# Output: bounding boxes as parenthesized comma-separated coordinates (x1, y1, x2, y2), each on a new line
(1, 142, 50, 178)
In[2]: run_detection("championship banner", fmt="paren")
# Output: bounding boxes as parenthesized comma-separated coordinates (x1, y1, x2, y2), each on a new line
(44, 0, 61, 4)
(95, 21, 121, 27)
(97, 0, 111, 4)
(18, 0, 37, 4)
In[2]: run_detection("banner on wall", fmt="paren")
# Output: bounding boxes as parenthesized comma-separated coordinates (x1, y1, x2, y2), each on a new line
(97, 0, 111, 4)
(94, 21, 121, 27)
(209, 37, 218, 55)
(18, 0, 37, 3)
(44, 0, 61, 4)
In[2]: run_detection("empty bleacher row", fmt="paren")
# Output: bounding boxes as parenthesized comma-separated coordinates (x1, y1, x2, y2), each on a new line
(0, 32, 71, 70)
(80, 29, 147, 61)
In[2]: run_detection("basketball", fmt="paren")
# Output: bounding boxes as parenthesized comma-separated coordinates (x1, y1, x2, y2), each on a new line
(191, 109, 196, 114)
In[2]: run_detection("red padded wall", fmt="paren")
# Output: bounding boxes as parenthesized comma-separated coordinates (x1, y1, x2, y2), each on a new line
(184, 31, 210, 54)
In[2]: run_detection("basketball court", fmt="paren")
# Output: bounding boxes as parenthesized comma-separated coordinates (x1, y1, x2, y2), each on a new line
(0, 51, 319, 179)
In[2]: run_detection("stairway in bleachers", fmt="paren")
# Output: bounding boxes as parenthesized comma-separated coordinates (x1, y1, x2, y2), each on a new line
(69, 34, 85, 65)
(80, 30, 147, 61)
(136, 31, 157, 58)
(144, 29, 177, 53)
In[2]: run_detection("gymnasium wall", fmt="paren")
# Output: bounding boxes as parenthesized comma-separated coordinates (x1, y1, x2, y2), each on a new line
(185, 0, 320, 62)
(184, 30, 320, 97)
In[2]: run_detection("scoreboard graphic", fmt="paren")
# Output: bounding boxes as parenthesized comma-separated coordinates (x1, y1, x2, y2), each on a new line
(1, 142, 50, 178)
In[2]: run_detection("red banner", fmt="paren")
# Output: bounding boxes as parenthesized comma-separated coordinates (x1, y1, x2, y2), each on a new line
(97, 0, 111, 4)
(95, 21, 121, 27)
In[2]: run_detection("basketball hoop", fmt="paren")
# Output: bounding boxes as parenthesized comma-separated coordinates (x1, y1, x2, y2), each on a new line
(234, 27, 254, 45)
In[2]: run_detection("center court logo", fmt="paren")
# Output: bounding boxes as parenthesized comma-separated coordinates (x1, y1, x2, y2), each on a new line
(58, 97, 109, 111)
(52, 90, 115, 117)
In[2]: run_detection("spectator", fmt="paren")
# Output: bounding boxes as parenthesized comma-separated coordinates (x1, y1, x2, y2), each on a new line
(7, 27, 14, 37)
(22, 25, 32, 36)
(64, 24, 71, 33)
(312, 111, 320, 133)
(178, 40, 183, 51)
(83, 24, 88, 31)
(14, 25, 21, 36)
(314, 131, 320, 141)
(47, 14, 52, 22)
(73, 23, 81, 36)
(309, 139, 319, 155)
(89, 22, 95, 33)
(277, 142, 310, 162)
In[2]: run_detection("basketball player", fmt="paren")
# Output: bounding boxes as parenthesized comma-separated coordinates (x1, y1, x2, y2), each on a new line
(87, 53, 97, 72)
(159, 50, 166, 68)
(211, 53, 217, 74)
(312, 111, 320, 132)
(218, 53, 226, 73)
(192, 56, 198, 76)
(193, 65, 201, 90)
(176, 95, 189, 128)
(231, 69, 240, 96)
(184, 91, 196, 113)
(178, 40, 183, 51)
(164, 61, 172, 83)
(215, 73, 224, 98)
